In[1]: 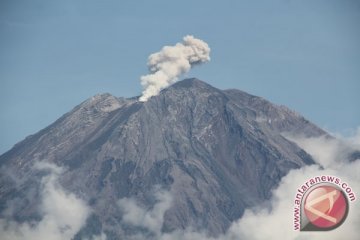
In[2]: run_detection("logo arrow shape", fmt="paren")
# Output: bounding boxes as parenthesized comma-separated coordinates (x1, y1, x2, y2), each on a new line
(305, 190, 338, 223)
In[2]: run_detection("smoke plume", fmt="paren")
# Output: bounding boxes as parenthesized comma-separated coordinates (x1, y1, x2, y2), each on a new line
(139, 35, 211, 102)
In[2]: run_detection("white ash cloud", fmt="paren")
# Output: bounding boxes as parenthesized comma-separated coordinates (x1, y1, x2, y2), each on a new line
(116, 129, 360, 240)
(0, 162, 102, 240)
(139, 35, 210, 102)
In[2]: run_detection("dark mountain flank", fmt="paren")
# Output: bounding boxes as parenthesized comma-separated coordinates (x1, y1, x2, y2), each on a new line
(0, 78, 326, 239)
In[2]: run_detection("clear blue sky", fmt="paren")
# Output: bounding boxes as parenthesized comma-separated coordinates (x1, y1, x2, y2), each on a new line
(1, 0, 359, 154)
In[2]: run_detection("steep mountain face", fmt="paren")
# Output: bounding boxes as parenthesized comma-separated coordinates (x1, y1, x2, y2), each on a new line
(0, 78, 326, 239)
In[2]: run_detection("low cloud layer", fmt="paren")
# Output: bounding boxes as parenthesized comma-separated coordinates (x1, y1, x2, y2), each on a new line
(118, 187, 213, 240)
(139, 35, 210, 102)
(1, 130, 359, 240)
(231, 130, 360, 240)
(0, 162, 102, 240)
(116, 129, 360, 240)
(118, 187, 172, 236)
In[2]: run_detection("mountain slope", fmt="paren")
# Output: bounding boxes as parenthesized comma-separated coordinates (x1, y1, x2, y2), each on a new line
(0, 78, 326, 239)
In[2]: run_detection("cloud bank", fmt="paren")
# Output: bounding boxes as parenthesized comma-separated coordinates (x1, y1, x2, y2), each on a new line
(118, 187, 213, 240)
(139, 35, 211, 102)
(230, 131, 360, 240)
(118, 187, 172, 236)
(1, 131, 359, 240)
(0, 162, 102, 240)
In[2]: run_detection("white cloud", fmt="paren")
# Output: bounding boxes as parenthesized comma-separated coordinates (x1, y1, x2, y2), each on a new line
(3, 130, 359, 240)
(83, 232, 107, 240)
(118, 187, 172, 237)
(228, 131, 360, 240)
(0, 162, 91, 240)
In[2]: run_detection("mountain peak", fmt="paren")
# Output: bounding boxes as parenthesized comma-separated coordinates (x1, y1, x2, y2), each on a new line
(171, 78, 209, 88)
(169, 78, 221, 93)
(0, 78, 326, 239)
(144, 78, 225, 105)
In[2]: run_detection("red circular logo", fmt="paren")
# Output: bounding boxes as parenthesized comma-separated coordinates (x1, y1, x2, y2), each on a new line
(304, 185, 348, 230)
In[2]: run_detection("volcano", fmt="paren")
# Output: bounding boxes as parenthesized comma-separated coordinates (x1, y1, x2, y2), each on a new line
(0, 78, 326, 239)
